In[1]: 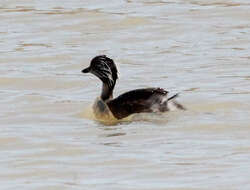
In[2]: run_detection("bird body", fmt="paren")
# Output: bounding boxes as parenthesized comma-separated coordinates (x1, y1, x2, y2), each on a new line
(82, 55, 185, 120)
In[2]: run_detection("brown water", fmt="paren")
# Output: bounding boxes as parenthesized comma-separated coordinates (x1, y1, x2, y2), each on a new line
(1, 0, 250, 189)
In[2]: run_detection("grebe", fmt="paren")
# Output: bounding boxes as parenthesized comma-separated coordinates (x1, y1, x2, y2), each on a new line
(82, 55, 185, 120)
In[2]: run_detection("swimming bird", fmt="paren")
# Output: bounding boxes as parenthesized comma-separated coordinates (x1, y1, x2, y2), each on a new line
(82, 55, 185, 120)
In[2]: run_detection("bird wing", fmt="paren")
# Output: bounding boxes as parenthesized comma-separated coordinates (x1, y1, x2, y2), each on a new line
(107, 88, 168, 119)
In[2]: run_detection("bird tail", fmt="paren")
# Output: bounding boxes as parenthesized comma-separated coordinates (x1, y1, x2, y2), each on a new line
(167, 93, 179, 101)
(167, 93, 186, 110)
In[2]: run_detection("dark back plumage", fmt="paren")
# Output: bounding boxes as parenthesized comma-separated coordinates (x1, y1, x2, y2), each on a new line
(107, 88, 169, 119)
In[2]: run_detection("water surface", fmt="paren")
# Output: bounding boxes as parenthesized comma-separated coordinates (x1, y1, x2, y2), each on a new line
(1, 0, 250, 189)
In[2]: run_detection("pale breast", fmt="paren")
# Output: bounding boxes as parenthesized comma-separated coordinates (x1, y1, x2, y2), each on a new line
(92, 97, 116, 121)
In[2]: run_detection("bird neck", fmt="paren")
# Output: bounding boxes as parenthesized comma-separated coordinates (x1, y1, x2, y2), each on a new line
(101, 83, 115, 101)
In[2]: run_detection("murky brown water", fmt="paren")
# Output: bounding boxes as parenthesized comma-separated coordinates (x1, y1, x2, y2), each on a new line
(1, 0, 250, 189)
